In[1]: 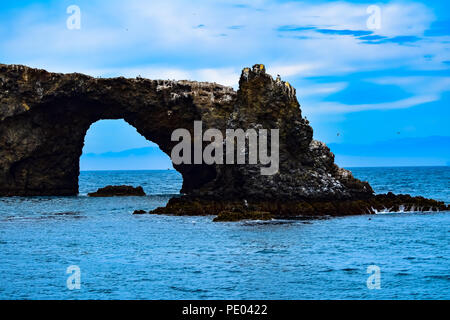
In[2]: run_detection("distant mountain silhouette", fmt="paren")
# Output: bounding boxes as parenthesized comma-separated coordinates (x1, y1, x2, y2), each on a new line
(83, 146, 167, 158)
(80, 146, 173, 170)
(80, 136, 450, 170)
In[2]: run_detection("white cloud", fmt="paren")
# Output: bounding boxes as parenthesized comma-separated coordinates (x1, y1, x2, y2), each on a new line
(1, 0, 448, 114)
(1, 0, 442, 71)
(268, 63, 321, 78)
(304, 94, 439, 114)
(379, 3, 434, 36)
(368, 76, 450, 96)
(295, 82, 348, 99)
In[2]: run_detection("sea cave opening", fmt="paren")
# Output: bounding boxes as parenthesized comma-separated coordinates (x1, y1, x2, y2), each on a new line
(78, 119, 182, 196)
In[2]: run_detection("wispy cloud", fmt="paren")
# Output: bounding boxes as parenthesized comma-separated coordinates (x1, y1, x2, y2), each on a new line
(1, 0, 449, 114)
(305, 94, 439, 114)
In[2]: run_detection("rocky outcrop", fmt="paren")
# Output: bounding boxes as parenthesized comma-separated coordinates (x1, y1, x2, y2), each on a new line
(88, 185, 146, 197)
(213, 211, 273, 222)
(0, 63, 448, 219)
(0, 63, 235, 196)
(151, 193, 449, 221)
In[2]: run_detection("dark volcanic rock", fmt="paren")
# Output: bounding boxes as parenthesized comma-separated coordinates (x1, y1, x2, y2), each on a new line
(88, 185, 146, 197)
(213, 211, 273, 222)
(0, 63, 235, 196)
(151, 194, 449, 221)
(0, 63, 368, 199)
(0, 63, 448, 220)
(133, 209, 147, 215)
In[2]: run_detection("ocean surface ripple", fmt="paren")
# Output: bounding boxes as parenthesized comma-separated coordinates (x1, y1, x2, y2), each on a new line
(0, 167, 448, 299)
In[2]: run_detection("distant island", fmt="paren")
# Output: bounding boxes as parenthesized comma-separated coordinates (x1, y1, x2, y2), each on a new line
(79, 136, 450, 170)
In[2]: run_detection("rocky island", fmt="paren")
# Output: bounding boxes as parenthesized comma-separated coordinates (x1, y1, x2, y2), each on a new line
(88, 185, 146, 197)
(0, 63, 448, 220)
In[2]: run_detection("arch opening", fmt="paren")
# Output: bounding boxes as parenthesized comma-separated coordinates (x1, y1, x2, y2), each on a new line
(78, 119, 182, 196)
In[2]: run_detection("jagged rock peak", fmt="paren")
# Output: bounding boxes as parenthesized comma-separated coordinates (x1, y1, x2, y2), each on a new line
(240, 64, 296, 98)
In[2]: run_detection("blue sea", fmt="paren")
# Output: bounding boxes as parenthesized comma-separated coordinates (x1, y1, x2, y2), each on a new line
(0, 167, 448, 300)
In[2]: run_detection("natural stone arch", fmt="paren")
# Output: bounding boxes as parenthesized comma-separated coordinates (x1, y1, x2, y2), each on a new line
(1, 63, 447, 217)
(0, 64, 234, 196)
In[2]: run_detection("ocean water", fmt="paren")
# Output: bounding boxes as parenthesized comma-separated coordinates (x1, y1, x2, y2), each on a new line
(0, 167, 448, 300)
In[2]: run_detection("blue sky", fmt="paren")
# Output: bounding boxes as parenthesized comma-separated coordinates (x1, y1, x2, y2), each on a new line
(1, 0, 449, 168)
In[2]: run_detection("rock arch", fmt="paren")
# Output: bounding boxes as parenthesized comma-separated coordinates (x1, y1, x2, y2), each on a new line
(1, 63, 447, 217)
(0, 64, 234, 196)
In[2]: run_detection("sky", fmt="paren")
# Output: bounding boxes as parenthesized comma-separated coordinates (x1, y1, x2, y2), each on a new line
(1, 0, 449, 168)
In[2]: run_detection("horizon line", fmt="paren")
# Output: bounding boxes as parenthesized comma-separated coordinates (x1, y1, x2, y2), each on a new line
(80, 165, 449, 172)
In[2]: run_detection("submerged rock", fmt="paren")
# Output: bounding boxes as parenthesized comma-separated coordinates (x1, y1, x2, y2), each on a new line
(213, 211, 273, 222)
(149, 195, 449, 222)
(88, 185, 146, 197)
(133, 209, 147, 215)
